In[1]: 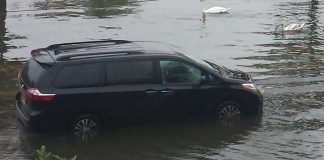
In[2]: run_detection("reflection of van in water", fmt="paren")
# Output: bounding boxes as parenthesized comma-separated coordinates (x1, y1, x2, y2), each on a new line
(16, 40, 263, 137)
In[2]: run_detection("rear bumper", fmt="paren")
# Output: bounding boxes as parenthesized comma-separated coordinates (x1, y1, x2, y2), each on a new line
(16, 101, 42, 131)
(16, 92, 67, 132)
(16, 93, 44, 131)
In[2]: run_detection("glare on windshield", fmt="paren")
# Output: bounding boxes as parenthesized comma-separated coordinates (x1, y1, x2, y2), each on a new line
(185, 54, 213, 69)
(185, 54, 221, 75)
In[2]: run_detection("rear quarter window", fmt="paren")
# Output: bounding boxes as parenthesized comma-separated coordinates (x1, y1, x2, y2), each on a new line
(53, 63, 101, 88)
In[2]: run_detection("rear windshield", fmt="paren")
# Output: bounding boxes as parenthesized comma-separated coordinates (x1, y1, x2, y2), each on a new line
(21, 58, 47, 87)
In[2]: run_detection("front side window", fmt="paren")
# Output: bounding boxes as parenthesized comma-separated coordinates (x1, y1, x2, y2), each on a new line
(105, 60, 155, 85)
(53, 63, 101, 88)
(160, 60, 202, 84)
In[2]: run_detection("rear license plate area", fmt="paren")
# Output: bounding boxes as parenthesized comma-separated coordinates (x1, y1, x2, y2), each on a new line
(20, 95, 26, 105)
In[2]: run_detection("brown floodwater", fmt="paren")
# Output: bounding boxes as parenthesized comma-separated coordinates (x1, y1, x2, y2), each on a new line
(0, 0, 323, 159)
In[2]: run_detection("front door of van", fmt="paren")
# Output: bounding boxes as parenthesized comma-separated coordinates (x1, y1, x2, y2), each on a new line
(154, 60, 214, 120)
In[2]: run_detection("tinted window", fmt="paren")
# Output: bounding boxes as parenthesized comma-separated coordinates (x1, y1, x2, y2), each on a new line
(54, 63, 101, 88)
(160, 60, 201, 84)
(106, 61, 155, 85)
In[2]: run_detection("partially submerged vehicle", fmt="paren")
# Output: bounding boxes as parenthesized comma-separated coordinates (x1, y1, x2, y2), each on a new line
(16, 40, 263, 137)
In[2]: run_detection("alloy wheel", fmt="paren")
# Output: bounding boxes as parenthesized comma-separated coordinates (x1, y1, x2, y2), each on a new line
(219, 104, 241, 120)
(73, 118, 99, 138)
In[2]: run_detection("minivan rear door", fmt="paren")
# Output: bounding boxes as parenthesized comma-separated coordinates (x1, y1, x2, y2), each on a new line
(17, 50, 54, 115)
(99, 59, 160, 125)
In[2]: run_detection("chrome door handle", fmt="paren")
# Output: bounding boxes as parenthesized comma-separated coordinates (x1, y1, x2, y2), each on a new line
(161, 90, 173, 94)
(145, 90, 158, 94)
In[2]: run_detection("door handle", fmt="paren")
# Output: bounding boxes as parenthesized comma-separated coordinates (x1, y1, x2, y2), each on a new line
(161, 90, 173, 94)
(145, 90, 158, 95)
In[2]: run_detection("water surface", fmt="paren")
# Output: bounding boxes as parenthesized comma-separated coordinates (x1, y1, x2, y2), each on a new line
(0, 0, 323, 159)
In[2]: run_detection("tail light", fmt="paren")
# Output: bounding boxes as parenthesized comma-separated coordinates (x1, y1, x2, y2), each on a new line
(27, 88, 55, 101)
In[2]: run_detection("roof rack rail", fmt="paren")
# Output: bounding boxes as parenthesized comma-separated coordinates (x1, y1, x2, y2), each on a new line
(56, 51, 144, 61)
(46, 40, 132, 50)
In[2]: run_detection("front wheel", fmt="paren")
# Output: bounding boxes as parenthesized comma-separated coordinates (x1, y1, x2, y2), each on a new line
(70, 114, 102, 139)
(217, 101, 243, 120)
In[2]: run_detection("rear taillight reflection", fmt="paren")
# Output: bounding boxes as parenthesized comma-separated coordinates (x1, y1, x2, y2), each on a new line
(27, 88, 55, 101)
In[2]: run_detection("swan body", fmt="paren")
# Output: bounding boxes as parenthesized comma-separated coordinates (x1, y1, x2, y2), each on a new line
(275, 23, 305, 33)
(283, 23, 305, 31)
(200, 0, 230, 14)
(203, 6, 231, 14)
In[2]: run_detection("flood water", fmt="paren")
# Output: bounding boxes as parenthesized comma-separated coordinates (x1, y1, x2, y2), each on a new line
(1, 0, 324, 159)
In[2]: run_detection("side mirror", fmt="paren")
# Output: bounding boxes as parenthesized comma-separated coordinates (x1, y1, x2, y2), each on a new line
(200, 75, 209, 85)
(200, 76, 208, 83)
(193, 76, 208, 89)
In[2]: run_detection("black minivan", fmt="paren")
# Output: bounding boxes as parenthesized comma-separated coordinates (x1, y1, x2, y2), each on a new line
(16, 40, 263, 137)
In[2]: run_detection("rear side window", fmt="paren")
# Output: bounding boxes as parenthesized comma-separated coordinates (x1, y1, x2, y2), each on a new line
(105, 60, 156, 85)
(53, 63, 101, 88)
(21, 58, 47, 87)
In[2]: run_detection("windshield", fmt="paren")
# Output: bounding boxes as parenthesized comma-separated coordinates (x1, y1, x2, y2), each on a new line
(185, 54, 223, 75)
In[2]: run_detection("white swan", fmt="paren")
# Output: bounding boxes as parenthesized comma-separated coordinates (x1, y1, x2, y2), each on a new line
(275, 23, 305, 32)
(283, 23, 305, 31)
(200, 0, 231, 14)
(203, 6, 231, 14)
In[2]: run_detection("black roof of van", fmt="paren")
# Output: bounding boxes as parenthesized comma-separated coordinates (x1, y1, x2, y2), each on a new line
(31, 40, 182, 64)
